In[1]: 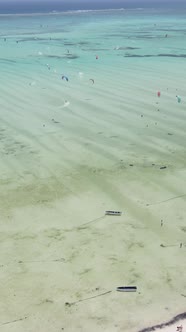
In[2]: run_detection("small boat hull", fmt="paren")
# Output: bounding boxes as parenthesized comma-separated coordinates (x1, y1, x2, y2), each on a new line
(105, 211, 122, 216)
(117, 286, 137, 292)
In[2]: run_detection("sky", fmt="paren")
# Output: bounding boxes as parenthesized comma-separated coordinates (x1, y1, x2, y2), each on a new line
(0, 0, 184, 3)
(0, 0, 185, 5)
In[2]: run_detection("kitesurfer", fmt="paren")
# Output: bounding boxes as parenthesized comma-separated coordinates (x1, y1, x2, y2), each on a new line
(62, 75, 69, 81)
(176, 95, 181, 103)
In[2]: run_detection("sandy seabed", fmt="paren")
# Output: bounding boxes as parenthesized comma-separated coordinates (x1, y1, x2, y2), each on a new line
(0, 34, 186, 331)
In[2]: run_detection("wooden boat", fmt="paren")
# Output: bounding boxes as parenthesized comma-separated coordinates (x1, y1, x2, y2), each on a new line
(105, 211, 122, 216)
(116, 286, 137, 292)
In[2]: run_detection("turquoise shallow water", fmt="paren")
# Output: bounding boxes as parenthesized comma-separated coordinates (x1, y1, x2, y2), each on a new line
(1, 9, 186, 175)
(1, 11, 186, 331)
(1, 9, 186, 75)
(1, 9, 186, 173)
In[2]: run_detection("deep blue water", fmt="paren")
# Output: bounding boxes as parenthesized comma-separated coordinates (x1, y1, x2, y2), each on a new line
(0, 0, 186, 15)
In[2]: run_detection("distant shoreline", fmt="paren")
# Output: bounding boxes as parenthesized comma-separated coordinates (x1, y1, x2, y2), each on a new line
(0, 7, 183, 17)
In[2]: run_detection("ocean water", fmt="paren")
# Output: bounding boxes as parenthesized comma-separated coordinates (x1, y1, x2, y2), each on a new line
(1, 7, 186, 180)
(1, 9, 186, 330)
(1, 8, 186, 77)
